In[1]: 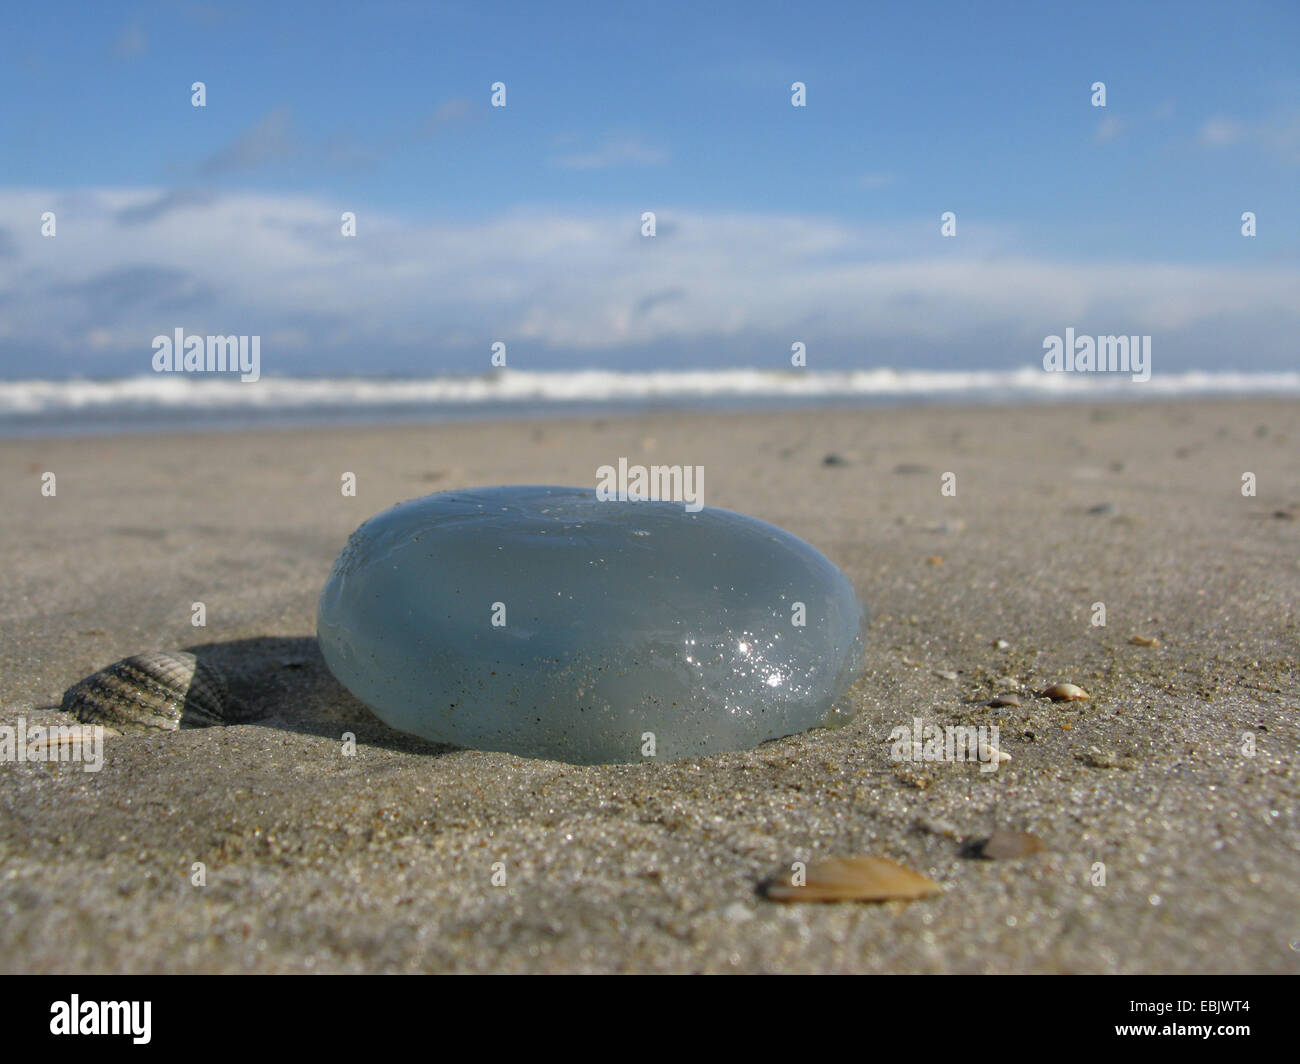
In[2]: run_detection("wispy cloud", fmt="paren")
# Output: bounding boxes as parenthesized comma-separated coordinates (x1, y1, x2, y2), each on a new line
(634, 288, 686, 316)
(1198, 108, 1300, 164)
(116, 187, 222, 226)
(1093, 116, 1124, 144)
(197, 106, 298, 175)
(194, 107, 386, 175)
(552, 135, 667, 170)
(1093, 101, 1178, 145)
(420, 98, 477, 137)
(856, 172, 897, 191)
(179, 2, 234, 27)
(50, 266, 211, 320)
(1198, 116, 1245, 147)
(110, 26, 147, 61)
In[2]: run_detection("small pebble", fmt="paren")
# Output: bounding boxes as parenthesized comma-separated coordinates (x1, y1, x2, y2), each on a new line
(962, 830, 1044, 860)
(994, 638, 1010, 650)
(987, 693, 1021, 708)
(894, 463, 931, 475)
(822, 453, 850, 467)
(1086, 503, 1116, 515)
(933, 669, 958, 681)
(1040, 682, 1090, 702)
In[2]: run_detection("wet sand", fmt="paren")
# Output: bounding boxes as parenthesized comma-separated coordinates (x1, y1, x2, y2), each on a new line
(1, 398, 1297, 972)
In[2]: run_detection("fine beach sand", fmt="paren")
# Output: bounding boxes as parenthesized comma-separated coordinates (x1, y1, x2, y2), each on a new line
(1, 397, 1297, 973)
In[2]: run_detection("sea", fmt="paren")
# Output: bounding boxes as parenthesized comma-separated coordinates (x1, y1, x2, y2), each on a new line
(2, 367, 1298, 438)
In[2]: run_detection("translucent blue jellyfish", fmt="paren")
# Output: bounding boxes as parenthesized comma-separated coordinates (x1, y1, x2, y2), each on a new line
(318, 486, 867, 763)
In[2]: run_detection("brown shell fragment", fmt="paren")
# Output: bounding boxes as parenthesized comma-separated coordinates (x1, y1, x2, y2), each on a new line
(60, 651, 256, 732)
(762, 856, 942, 903)
(1129, 634, 1160, 647)
(1040, 682, 1090, 702)
(987, 692, 1021, 708)
(963, 830, 1044, 860)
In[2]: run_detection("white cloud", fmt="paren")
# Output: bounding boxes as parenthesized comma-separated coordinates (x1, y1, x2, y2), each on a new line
(552, 136, 667, 170)
(1, 187, 1296, 373)
(1199, 117, 1245, 147)
(110, 26, 147, 61)
(421, 98, 476, 136)
(856, 172, 897, 190)
(1198, 108, 1300, 163)
(1093, 116, 1124, 144)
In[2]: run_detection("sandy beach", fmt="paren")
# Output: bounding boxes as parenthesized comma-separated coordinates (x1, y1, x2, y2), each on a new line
(1, 397, 1296, 973)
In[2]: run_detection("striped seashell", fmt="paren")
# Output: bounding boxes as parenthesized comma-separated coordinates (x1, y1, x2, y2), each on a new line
(60, 651, 256, 732)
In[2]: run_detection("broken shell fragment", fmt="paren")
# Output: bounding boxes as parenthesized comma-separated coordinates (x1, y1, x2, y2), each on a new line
(1078, 746, 1120, 768)
(987, 693, 1021, 708)
(963, 830, 1044, 860)
(1040, 682, 1090, 702)
(24, 723, 121, 758)
(60, 651, 256, 732)
(1129, 634, 1161, 647)
(762, 856, 942, 903)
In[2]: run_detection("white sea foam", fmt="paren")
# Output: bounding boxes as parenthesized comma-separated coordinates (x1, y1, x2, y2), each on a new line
(1, 367, 1297, 421)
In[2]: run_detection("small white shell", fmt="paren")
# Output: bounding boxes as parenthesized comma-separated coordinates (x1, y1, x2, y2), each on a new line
(60, 651, 251, 732)
(1040, 682, 1090, 702)
(985, 744, 1012, 765)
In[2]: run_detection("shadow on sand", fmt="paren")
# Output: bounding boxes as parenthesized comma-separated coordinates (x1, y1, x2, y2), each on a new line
(184, 635, 460, 759)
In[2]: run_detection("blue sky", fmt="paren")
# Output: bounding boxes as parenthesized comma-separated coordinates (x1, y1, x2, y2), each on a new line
(1, 0, 1297, 377)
